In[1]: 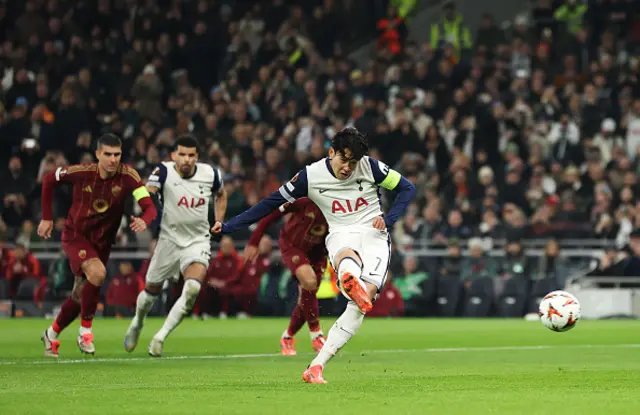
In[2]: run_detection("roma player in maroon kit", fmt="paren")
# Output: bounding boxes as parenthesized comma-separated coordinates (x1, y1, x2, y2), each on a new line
(244, 197, 328, 355)
(38, 134, 157, 357)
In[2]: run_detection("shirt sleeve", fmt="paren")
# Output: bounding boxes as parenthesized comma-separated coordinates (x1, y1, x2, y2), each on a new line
(222, 169, 308, 234)
(147, 164, 167, 189)
(277, 168, 308, 202)
(367, 157, 416, 228)
(212, 167, 224, 194)
(368, 157, 402, 190)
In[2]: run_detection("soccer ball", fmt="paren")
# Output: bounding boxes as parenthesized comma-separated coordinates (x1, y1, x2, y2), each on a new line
(538, 290, 581, 332)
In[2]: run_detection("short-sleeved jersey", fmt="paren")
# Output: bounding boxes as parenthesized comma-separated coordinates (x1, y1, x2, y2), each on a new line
(148, 161, 223, 247)
(279, 157, 398, 232)
(54, 163, 146, 247)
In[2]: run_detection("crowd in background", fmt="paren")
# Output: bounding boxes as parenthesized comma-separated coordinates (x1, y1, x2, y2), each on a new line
(0, 0, 639, 316)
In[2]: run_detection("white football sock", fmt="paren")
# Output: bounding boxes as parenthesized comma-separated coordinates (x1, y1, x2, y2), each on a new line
(337, 257, 362, 278)
(154, 279, 201, 342)
(79, 326, 91, 335)
(310, 302, 364, 367)
(309, 330, 324, 340)
(132, 290, 158, 328)
(47, 326, 58, 341)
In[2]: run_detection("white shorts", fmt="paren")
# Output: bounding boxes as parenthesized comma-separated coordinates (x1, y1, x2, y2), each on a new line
(145, 238, 211, 286)
(326, 227, 391, 292)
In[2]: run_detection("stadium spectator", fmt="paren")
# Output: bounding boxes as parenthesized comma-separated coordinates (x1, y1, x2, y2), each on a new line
(368, 272, 405, 317)
(461, 238, 497, 288)
(430, 1, 472, 60)
(202, 235, 243, 318)
(394, 255, 429, 315)
(105, 262, 145, 317)
(226, 235, 273, 318)
(6, 243, 41, 298)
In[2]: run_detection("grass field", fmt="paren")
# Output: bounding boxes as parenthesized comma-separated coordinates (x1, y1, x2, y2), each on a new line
(0, 318, 639, 414)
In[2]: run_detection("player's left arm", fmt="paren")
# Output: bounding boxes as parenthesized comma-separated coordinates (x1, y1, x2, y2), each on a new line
(212, 168, 228, 225)
(124, 166, 157, 232)
(368, 157, 417, 229)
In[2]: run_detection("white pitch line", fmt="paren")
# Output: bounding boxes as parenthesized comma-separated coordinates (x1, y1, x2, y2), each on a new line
(1, 344, 639, 366)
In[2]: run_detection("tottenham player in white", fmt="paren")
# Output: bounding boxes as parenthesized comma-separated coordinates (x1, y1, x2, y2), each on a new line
(125, 135, 227, 357)
(213, 128, 415, 383)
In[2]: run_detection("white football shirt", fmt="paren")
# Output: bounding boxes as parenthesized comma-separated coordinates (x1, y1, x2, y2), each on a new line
(147, 161, 223, 247)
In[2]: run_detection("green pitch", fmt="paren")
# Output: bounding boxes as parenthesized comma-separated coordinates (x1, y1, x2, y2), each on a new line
(1, 318, 639, 415)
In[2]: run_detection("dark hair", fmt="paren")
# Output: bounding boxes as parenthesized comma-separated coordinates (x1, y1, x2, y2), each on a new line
(331, 127, 369, 161)
(97, 133, 122, 149)
(173, 135, 199, 152)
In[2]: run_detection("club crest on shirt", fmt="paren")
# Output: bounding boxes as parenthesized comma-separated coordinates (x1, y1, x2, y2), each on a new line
(92, 199, 109, 213)
(112, 185, 122, 197)
(79, 250, 87, 259)
(292, 255, 300, 264)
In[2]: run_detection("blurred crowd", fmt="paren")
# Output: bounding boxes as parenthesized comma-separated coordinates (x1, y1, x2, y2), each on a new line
(0, 0, 639, 316)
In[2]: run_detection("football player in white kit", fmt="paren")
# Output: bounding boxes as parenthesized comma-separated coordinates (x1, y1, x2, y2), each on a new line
(213, 128, 416, 383)
(125, 135, 227, 356)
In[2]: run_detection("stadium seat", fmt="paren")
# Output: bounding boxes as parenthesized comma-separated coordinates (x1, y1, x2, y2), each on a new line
(497, 277, 530, 317)
(527, 278, 559, 314)
(435, 277, 462, 317)
(0, 279, 9, 300)
(463, 278, 494, 317)
(15, 279, 40, 301)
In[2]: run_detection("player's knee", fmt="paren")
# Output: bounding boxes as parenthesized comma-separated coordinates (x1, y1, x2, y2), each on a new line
(145, 284, 163, 295)
(182, 279, 202, 309)
(296, 266, 318, 291)
(84, 260, 107, 285)
(334, 249, 361, 268)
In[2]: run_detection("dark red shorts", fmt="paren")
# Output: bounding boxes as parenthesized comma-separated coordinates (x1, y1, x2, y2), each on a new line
(280, 245, 326, 284)
(62, 236, 110, 276)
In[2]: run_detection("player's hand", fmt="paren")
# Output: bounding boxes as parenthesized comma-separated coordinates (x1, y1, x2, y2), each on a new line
(130, 216, 147, 233)
(243, 245, 259, 263)
(211, 221, 223, 233)
(372, 216, 386, 230)
(37, 220, 53, 239)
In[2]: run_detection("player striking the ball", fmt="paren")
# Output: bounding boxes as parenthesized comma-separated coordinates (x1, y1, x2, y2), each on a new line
(39, 133, 157, 357)
(213, 128, 416, 383)
(244, 197, 328, 356)
(124, 135, 227, 357)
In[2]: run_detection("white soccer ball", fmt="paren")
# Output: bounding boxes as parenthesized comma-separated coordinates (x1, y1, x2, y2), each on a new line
(538, 290, 581, 332)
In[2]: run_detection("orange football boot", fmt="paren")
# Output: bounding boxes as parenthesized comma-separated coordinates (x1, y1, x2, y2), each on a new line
(311, 335, 326, 352)
(41, 331, 60, 358)
(280, 337, 297, 356)
(340, 272, 372, 313)
(302, 365, 327, 384)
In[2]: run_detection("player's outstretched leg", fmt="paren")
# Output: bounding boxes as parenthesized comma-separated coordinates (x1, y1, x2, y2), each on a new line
(303, 251, 375, 384)
(78, 259, 108, 355)
(300, 288, 325, 352)
(42, 277, 84, 357)
(124, 286, 160, 352)
(149, 262, 206, 357)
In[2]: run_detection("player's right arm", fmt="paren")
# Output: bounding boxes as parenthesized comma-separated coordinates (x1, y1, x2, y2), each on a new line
(38, 165, 85, 239)
(213, 169, 308, 235)
(145, 164, 166, 225)
(243, 201, 299, 262)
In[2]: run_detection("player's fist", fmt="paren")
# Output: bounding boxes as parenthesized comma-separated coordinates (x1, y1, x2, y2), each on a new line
(211, 221, 223, 233)
(243, 245, 259, 263)
(372, 216, 386, 230)
(129, 216, 147, 233)
(37, 220, 53, 239)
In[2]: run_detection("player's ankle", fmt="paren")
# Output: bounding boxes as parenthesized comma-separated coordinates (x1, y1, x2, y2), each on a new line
(79, 325, 92, 335)
(282, 329, 294, 339)
(309, 330, 324, 340)
(47, 326, 59, 340)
